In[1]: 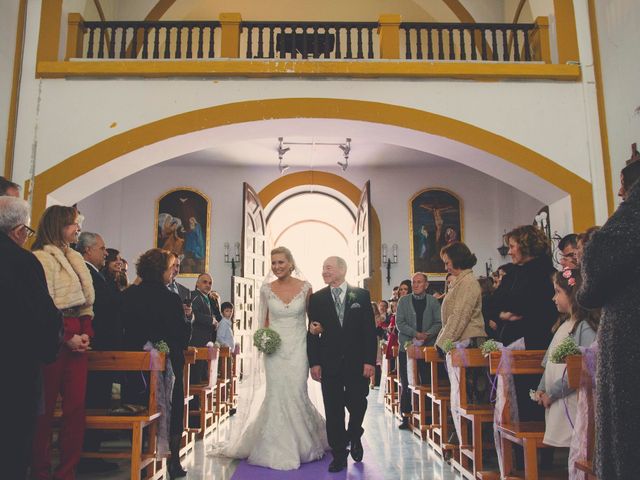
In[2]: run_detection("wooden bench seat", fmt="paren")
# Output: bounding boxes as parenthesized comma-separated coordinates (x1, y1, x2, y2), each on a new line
(449, 348, 495, 480)
(567, 354, 597, 480)
(179, 347, 197, 458)
(407, 344, 432, 440)
(479, 350, 551, 480)
(424, 347, 455, 457)
(65, 351, 167, 480)
(382, 343, 399, 415)
(188, 346, 220, 438)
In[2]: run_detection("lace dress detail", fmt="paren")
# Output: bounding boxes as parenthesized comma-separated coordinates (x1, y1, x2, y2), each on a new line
(223, 281, 328, 470)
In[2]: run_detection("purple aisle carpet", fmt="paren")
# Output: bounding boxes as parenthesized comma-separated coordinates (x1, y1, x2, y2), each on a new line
(231, 440, 383, 480)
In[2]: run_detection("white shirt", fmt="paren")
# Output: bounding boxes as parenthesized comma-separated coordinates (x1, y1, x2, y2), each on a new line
(216, 317, 235, 350)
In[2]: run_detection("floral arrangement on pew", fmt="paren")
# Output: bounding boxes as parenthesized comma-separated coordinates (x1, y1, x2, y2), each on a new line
(253, 328, 281, 354)
(442, 339, 456, 355)
(481, 339, 500, 357)
(154, 340, 170, 354)
(550, 336, 581, 364)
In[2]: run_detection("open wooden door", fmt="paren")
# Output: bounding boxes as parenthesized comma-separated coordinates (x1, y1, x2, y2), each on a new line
(232, 183, 267, 379)
(355, 181, 372, 289)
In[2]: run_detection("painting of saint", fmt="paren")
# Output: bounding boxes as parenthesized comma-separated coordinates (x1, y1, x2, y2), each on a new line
(156, 188, 210, 276)
(409, 189, 462, 275)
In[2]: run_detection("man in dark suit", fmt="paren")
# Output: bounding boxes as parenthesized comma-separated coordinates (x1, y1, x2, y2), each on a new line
(307, 256, 377, 473)
(189, 273, 221, 384)
(0, 196, 62, 479)
(76, 232, 121, 473)
(167, 253, 194, 328)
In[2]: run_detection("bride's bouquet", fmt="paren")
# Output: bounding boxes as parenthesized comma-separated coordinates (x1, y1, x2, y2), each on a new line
(253, 327, 281, 354)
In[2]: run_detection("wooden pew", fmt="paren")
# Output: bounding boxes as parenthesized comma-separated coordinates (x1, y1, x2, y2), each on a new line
(407, 344, 432, 440)
(215, 346, 232, 422)
(566, 354, 597, 480)
(424, 347, 456, 457)
(449, 348, 494, 480)
(227, 347, 239, 412)
(179, 347, 198, 457)
(482, 350, 563, 480)
(383, 342, 399, 416)
(75, 351, 167, 480)
(188, 346, 220, 438)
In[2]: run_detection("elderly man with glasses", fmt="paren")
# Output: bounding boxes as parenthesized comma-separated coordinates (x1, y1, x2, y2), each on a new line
(0, 196, 63, 478)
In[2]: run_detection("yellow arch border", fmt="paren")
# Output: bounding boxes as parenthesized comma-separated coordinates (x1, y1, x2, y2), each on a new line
(258, 170, 383, 300)
(29, 97, 595, 300)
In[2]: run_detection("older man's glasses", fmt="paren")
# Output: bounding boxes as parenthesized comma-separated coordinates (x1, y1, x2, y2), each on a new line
(13, 224, 35, 238)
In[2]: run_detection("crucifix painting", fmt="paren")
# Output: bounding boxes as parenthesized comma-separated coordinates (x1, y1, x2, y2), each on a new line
(409, 188, 463, 275)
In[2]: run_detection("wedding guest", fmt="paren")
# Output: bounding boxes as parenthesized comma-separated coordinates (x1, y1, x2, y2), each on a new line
(499, 225, 556, 424)
(395, 272, 442, 430)
(435, 242, 486, 350)
(535, 269, 598, 451)
(478, 276, 498, 339)
(31, 205, 95, 480)
(558, 234, 579, 269)
(76, 232, 121, 473)
(117, 258, 129, 290)
(433, 273, 452, 302)
(0, 175, 20, 197)
(216, 302, 236, 350)
(384, 280, 410, 372)
(578, 160, 640, 479)
(0, 197, 62, 479)
(190, 273, 220, 383)
(101, 248, 124, 292)
(120, 248, 191, 478)
(576, 226, 600, 266)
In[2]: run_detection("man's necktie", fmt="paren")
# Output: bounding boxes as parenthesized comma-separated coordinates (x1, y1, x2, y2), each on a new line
(332, 287, 344, 325)
(169, 282, 178, 294)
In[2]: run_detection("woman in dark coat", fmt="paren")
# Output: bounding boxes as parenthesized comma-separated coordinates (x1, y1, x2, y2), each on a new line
(498, 225, 557, 422)
(578, 162, 640, 480)
(120, 248, 191, 478)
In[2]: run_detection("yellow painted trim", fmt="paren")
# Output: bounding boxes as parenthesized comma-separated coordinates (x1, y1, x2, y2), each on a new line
(533, 17, 551, 64)
(258, 171, 382, 300)
(378, 14, 401, 60)
(36, 0, 63, 68)
(587, 0, 614, 215)
(29, 98, 595, 285)
(65, 13, 84, 60)
(126, 0, 177, 57)
(441, 0, 475, 23)
(220, 13, 242, 58)
(37, 59, 580, 80)
(554, 0, 580, 64)
(4, 0, 27, 179)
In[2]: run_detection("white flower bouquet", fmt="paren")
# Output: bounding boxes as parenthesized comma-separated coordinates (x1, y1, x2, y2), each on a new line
(253, 327, 281, 354)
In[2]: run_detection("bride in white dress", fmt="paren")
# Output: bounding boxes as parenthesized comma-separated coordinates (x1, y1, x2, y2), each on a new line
(210, 246, 328, 470)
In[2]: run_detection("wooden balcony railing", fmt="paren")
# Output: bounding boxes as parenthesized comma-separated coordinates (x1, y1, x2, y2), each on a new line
(69, 15, 545, 63)
(400, 22, 536, 62)
(81, 20, 222, 59)
(240, 22, 378, 59)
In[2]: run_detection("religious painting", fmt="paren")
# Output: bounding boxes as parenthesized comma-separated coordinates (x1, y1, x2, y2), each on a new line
(156, 188, 210, 276)
(409, 188, 463, 275)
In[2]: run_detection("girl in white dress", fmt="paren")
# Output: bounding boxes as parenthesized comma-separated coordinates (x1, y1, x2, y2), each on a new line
(535, 268, 599, 447)
(210, 246, 328, 470)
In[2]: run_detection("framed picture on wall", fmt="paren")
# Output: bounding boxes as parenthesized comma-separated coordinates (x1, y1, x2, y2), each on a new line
(156, 187, 210, 276)
(409, 188, 463, 275)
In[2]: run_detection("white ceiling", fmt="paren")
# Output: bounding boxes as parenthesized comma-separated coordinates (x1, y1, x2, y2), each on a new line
(164, 137, 452, 168)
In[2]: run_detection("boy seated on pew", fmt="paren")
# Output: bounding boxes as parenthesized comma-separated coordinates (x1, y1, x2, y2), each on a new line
(533, 269, 599, 457)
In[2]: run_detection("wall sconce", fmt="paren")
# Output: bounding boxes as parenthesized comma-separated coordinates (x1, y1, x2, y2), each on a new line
(224, 241, 241, 276)
(497, 231, 509, 258)
(382, 243, 398, 285)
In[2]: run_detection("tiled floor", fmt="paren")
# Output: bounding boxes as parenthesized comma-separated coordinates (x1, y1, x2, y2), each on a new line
(77, 392, 462, 480)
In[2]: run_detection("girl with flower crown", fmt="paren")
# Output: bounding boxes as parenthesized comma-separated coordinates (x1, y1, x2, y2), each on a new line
(534, 268, 599, 449)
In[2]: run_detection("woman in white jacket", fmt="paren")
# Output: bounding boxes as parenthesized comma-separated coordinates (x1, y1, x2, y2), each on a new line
(30, 206, 95, 480)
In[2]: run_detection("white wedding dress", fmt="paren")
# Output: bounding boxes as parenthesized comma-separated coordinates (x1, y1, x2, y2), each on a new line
(213, 281, 328, 470)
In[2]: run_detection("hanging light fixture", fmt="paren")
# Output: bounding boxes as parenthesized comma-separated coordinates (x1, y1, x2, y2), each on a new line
(337, 138, 351, 171)
(277, 137, 290, 174)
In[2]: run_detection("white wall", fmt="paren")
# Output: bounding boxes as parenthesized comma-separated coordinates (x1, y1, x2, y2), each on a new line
(77, 160, 544, 301)
(0, 0, 20, 176)
(594, 0, 640, 208)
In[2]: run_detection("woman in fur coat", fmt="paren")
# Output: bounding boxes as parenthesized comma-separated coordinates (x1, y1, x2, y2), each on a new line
(30, 206, 95, 480)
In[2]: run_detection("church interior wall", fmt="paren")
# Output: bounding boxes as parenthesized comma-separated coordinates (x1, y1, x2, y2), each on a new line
(593, 0, 640, 207)
(77, 160, 545, 302)
(0, 0, 20, 176)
